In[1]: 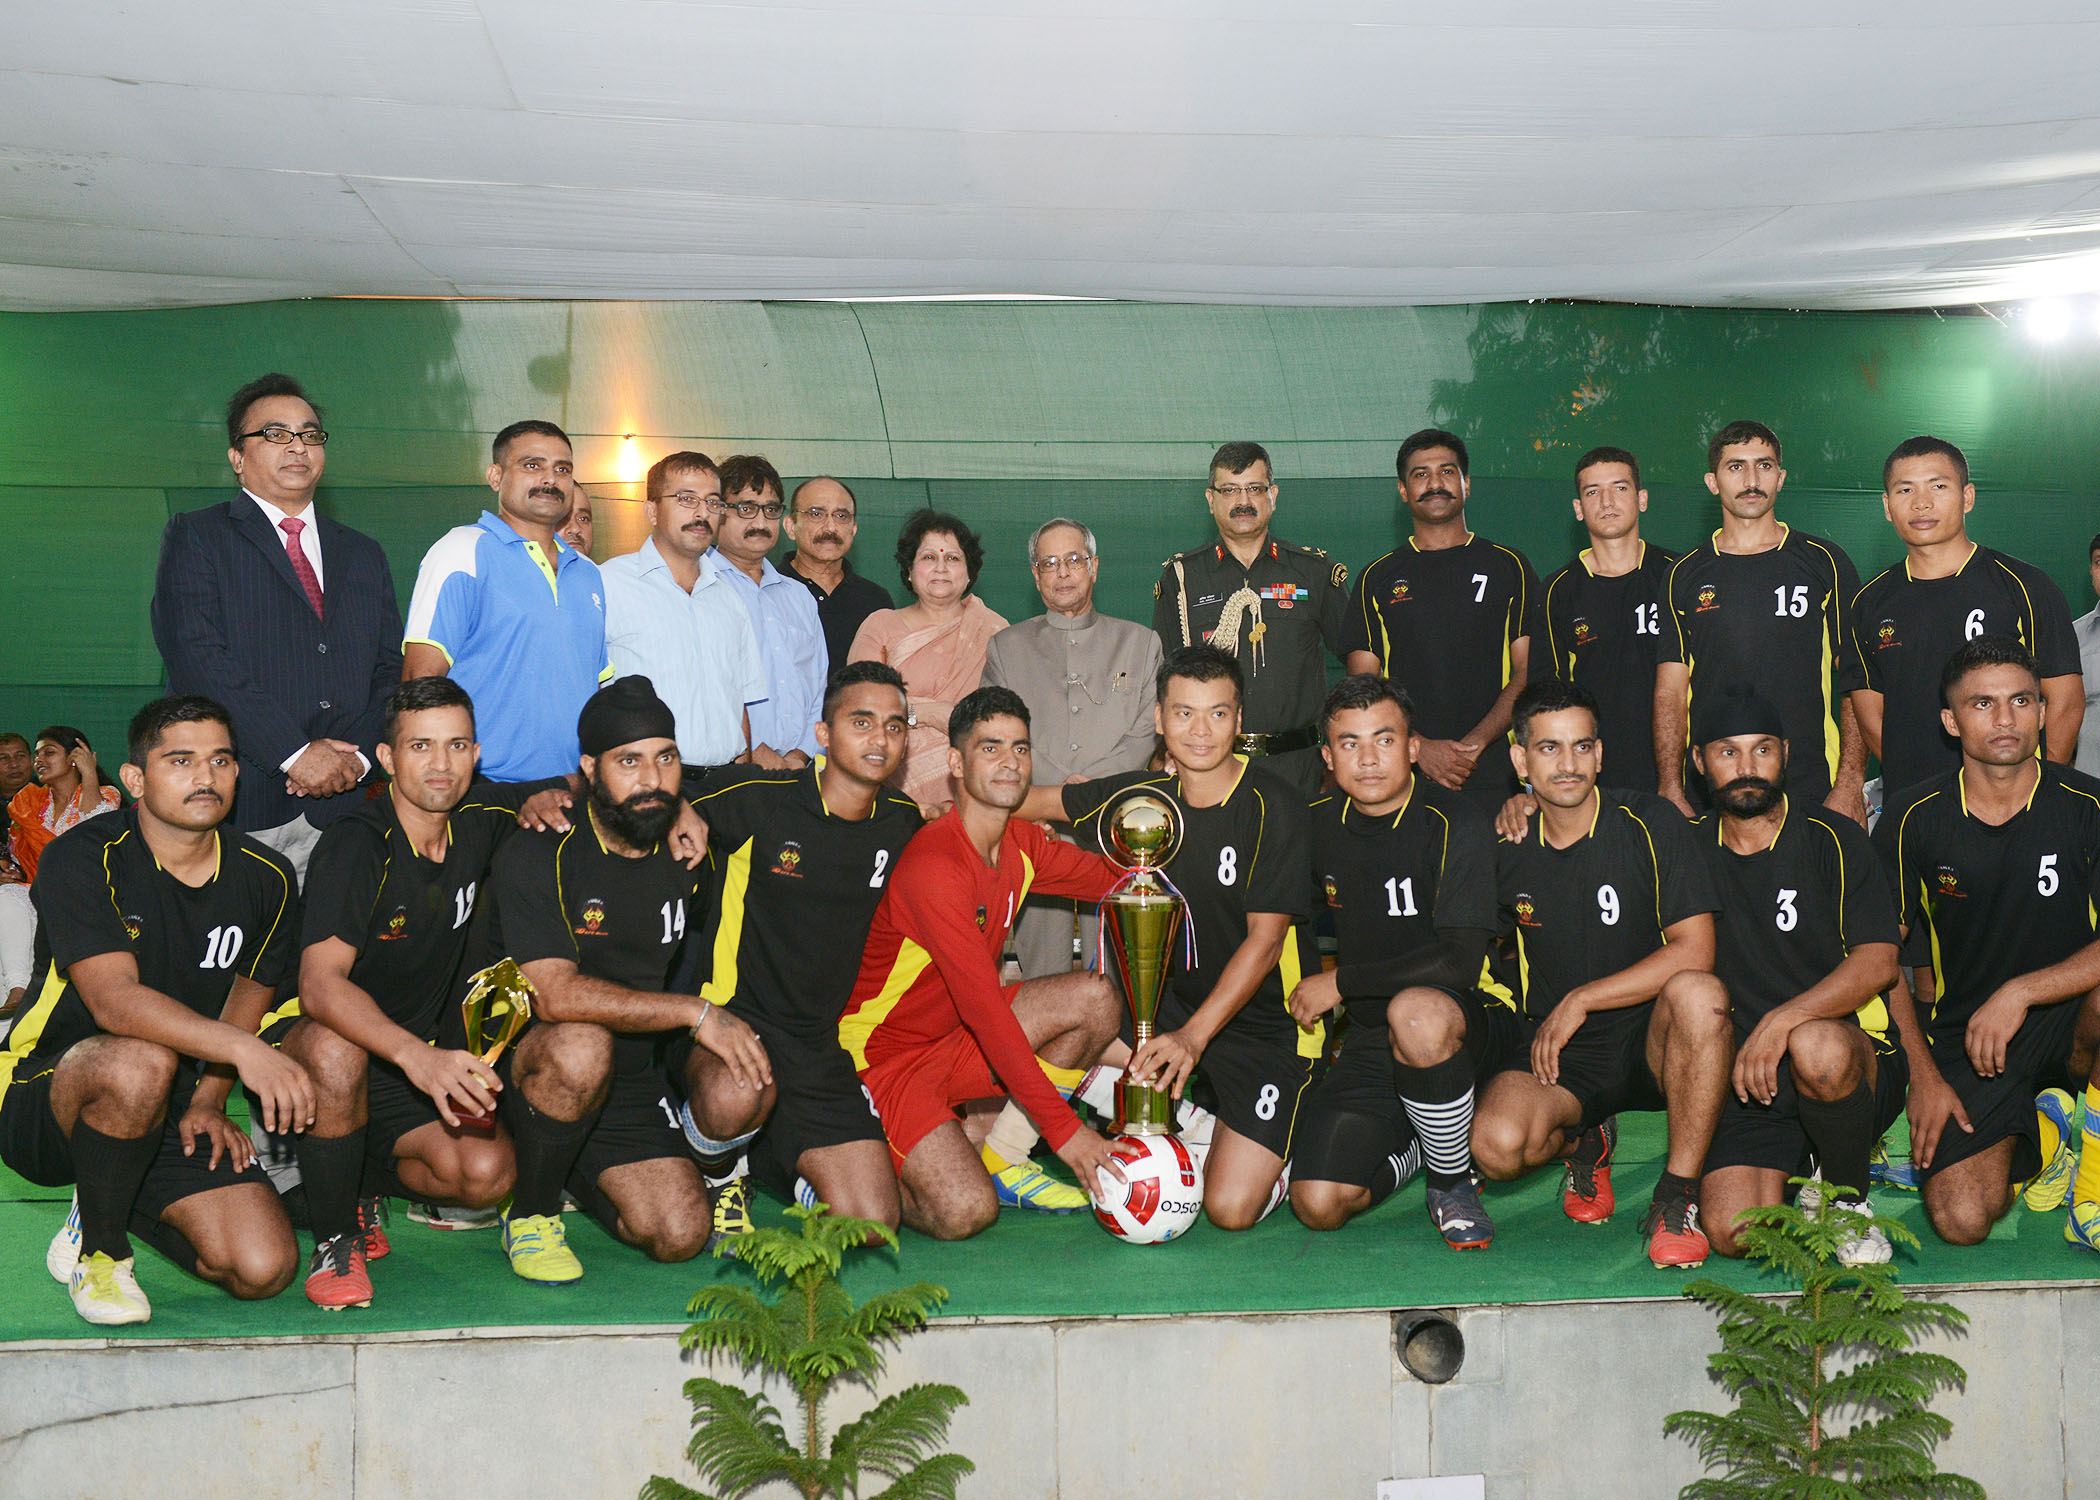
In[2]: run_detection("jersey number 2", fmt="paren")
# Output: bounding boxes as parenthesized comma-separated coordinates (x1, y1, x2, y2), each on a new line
(870, 849, 891, 888)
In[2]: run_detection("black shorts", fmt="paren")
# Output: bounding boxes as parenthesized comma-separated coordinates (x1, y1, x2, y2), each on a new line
(730, 1011, 884, 1198)
(570, 1063, 693, 1191)
(1293, 989, 1524, 1188)
(1922, 994, 2085, 1181)
(1492, 1003, 1665, 1130)
(1703, 1043, 1910, 1177)
(0, 1061, 269, 1220)
(1159, 986, 1320, 1159)
(366, 1059, 447, 1164)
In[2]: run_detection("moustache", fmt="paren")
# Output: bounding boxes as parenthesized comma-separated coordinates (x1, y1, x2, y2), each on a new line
(1421, 489, 1455, 502)
(812, 532, 843, 544)
(1738, 489, 1766, 500)
(1230, 506, 1258, 518)
(530, 485, 564, 500)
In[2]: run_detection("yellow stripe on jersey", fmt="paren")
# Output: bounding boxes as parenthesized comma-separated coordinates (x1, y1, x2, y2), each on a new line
(259, 995, 303, 1034)
(1618, 804, 1667, 934)
(1278, 926, 1324, 1059)
(240, 846, 294, 980)
(839, 939, 933, 1070)
(699, 836, 756, 1007)
(0, 961, 71, 1102)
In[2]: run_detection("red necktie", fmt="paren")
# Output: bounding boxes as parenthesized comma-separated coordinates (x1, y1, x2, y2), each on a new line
(279, 516, 325, 618)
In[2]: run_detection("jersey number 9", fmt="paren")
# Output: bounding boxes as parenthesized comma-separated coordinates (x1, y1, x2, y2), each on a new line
(1596, 885, 1619, 926)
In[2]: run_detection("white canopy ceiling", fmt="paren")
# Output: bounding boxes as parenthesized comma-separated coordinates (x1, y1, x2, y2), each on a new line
(6, 2, 2100, 312)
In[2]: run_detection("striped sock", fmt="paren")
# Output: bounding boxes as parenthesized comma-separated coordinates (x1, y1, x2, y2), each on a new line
(1395, 1053, 1476, 1191)
(2075, 1085, 2100, 1210)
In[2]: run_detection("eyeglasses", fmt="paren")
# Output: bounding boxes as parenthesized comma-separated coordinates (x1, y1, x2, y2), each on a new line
(708, 498, 785, 520)
(1209, 482, 1272, 500)
(794, 506, 856, 525)
(240, 425, 329, 446)
(661, 490, 717, 512)
(1032, 551, 1094, 574)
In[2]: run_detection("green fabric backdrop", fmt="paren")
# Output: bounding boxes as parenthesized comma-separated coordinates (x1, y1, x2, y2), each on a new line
(2, 299, 2094, 757)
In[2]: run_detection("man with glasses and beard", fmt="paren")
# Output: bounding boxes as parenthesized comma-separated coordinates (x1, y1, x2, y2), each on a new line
(473, 678, 771, 1283)
(1687, 685, 1908, 1267)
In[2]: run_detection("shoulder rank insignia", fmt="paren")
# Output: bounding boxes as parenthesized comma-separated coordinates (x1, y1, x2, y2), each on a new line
(1331, 561, 1348, 589)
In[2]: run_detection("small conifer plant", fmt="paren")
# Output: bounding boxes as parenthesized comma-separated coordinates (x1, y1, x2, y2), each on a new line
(1665, 1185, 1983, 1499)
(643, 1205, 972, 1500)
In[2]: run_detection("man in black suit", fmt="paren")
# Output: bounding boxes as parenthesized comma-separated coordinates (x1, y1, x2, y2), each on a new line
(151, 374, 404, 881)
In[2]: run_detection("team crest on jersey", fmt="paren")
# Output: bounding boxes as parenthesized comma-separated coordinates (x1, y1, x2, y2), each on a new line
(576, 897, 608, 935)
(771, 841, 804, 878)
(1513, 895, 1541, 927)
(975, 904, 989, 931)
(1933, 867, 1965, 899)
(378, 905, 409, 942)
(1322, 874, 1341, 908)
(1572, 616, 1596, 646)
(1695, 584, 1719, 612)
(1876, 618, 1899, 650)
(121, 913, 142, 942)
(1388, 579, 1413, 604)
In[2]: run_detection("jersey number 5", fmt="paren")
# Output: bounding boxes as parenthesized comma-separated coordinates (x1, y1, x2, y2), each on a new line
(2039, 854, 2059, 897)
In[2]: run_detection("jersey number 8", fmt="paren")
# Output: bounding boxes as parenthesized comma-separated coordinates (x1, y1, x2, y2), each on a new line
(1218, 846, 1238, 886)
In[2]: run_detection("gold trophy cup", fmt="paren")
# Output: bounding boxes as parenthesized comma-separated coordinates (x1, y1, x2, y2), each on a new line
(456, 957, 536, 1132)
(1097, 789, 1189, 1136)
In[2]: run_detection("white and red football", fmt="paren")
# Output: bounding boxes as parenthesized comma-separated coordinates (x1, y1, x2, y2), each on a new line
(1093, 1132, 1204, 1244)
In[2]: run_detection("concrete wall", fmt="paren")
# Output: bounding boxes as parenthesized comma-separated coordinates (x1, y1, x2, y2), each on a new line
(1, 1289, 2090, 1499)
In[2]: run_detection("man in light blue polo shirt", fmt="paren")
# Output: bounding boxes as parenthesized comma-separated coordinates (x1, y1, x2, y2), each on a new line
(712, 455, 827, 769)
(604, 452, 767, 770)
(402, 420, 612, 779)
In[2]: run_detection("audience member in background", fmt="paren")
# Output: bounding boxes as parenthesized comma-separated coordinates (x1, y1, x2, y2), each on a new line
(2075, 532, 2100, 779)
(1156, 441, 1350, 797)
(1851, 436, 2082, 797)
(1347, 429, 1541, 812)
(1657, 421, 1869, 823)
(849, 509, 1009, 813)
(603, 452, 766, 777)
(982, 517, 1161, 979)
(710, 456, 826, 770)
(10, 727, 120, 887)
(1538, 447, 1677, 794)
(559, 481, 595, 558)
(784, 477, 895, 676)
(0, 733, 35, 803)
(0, 732, 38, 1016)
(151, 372, 402, 879)
(402, 420, 613, 780)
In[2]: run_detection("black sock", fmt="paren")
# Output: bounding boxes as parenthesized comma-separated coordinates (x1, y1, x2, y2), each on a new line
(1799, 1080, 1876, 1204)
(70, 1121, 161, 1261)
(127, 1214, 201, 1276)
(1367, 1138, 1424, 1207)
(1655, 1170, 1698, 1204)
(509, 1097, 598, 1218)
(1394, 1052, 1476, 1191)
(296, 1131, 367, 1243)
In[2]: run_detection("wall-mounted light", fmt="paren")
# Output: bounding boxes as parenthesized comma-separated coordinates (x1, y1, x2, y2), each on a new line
(616, 432, 644, 483)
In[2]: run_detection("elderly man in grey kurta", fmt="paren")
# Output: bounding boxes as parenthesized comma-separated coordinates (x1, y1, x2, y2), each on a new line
(982, 517, 1163, 977)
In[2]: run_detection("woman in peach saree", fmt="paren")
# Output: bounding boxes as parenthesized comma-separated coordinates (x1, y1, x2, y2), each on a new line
(847, 509, 1008, 813)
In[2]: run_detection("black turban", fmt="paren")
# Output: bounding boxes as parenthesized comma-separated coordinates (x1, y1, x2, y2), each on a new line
(578, 675, 678, 757)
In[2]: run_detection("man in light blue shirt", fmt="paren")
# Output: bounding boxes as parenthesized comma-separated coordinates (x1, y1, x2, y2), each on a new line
(403, 420, 612, 779)
(2077, 531, 2100, 778)
(711, 456, 827, 769)
(603, 453, 767, 769)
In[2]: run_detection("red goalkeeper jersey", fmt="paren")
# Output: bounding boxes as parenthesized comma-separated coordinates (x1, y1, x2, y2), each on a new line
(839, 810, 1119, 1150)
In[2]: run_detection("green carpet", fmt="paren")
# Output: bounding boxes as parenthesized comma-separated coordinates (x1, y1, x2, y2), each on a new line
(4, 1114, 2093, 1345)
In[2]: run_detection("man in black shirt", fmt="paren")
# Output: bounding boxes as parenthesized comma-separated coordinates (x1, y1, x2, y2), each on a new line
(1540, 447, 1677, 795)
(1025, 645, 1324, 1229)
(1851, 435, 2083, 797)
(1688, 686, 1907, 1264)
(1346, 428, 1541, 812)
(1874, 638, 2100, 1246)
(274, 677, 529, 1309)
(0, 696, 310, 1325)
(783, 478, 895, 677)
(1286, 676, 1503, 1248)
(1657, 421, 1869, 822)
(686, 661, 923, 1230)
(484, 678, 771, 1283)
(1471, 679, 1729, 1268)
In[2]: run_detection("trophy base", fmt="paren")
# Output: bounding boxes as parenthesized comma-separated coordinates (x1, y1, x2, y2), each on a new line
(1115, 1082, 1175, 1137)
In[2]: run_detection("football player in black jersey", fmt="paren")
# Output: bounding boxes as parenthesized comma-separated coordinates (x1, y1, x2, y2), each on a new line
(1687, 686, 1908, 1265)
(1874, 638, 2100, 1247)
(1287, 675, 1501, 1248)
(1471, 679, 1730, 1268)
(275, 677, 528, 1309)
(1, 696, 311, 1324)
(489, 678, 771, 1284)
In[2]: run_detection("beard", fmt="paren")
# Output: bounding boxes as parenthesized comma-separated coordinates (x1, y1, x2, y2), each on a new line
(1713, 771, 1784, 818)
(589, 774, 678, 847)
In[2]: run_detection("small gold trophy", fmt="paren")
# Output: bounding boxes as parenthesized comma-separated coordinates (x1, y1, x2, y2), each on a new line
(456, 957, 536, 1132)
(1097, 788, 1189, 1136)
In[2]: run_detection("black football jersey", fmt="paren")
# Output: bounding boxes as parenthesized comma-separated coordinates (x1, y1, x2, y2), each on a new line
(1489, 791, 1718, 1020)
(1875, 764, 2100, 1040)
(1541, 543, 1678, 794)
(1694, 802, 1899, 1048)
(4, 811, 299, 1076)
(1066, 761, 1321, 1052)
(690, 765, 922, 1035)
(1309, 779, 1496, 1021)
